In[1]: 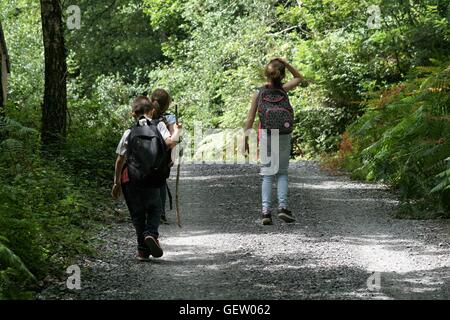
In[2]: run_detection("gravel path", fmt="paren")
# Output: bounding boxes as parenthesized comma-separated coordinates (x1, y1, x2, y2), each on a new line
(40, 161, 450, 300)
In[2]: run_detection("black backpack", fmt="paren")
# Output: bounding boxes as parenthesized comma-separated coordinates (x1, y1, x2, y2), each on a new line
(257, 85, 294, 135)
(126, 118, 170, 188)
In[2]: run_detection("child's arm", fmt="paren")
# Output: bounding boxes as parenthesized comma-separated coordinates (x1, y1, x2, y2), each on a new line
(277, 58, 304, 92)
(244, 93, 258, 132)
(167, 124, 175, 135)
(165, 114, 177, 135)
(165, 123, 182, 149)
(242, 93, 258, 155)
(112, 154, 126, 199)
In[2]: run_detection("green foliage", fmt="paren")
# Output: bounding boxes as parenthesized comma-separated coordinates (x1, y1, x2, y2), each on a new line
(66, 0, 164, 89)
(285, 83, 352, 157)
(143, 0, 185, 35)
(0, 239, 36, 299)
(1, 0, 449, 300)
(276, 0, 450, 214)
(293, 107, 352, 157)
(431, 157, 450, 194)
(344, 65, 450, 216)
(0, 0, 44, 129)
(282, 0, 450, 129)
(0, 6, 137, 299)
(64, 73, 146, 183)
(0, 115, 113, 299)
(144, 0, 284, 130)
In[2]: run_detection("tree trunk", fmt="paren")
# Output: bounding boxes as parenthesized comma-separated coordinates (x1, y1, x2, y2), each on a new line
(0, 58, 4, 116)
(40, 0, 67, 151)
(0, 21, 7, 116)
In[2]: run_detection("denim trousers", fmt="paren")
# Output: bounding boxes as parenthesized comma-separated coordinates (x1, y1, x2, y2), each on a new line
(260, 132, 292, 211)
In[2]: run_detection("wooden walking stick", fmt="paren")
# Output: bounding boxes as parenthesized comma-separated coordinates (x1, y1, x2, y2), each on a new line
(175, 104, 183, 228)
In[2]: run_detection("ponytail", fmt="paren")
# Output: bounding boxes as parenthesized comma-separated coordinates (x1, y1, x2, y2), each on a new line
(151, 89, 172, 114)
(151, 98, 162, 119)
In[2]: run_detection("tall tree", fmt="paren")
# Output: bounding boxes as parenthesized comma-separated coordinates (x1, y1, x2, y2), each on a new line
(40, 0, 67, 150)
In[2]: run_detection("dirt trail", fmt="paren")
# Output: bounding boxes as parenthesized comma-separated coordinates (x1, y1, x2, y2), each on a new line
(40, 161, 450, 300)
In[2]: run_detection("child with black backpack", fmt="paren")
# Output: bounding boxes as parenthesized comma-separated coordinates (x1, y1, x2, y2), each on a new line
(243, 58, 304, 225)
(112, 96, 182, 261)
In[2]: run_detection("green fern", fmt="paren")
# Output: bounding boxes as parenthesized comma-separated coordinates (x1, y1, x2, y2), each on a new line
(345, 64, 450, 214)
(0, 138, 25, 153)
(431, 157, 450, 194)
(0, 117, 38, 139)
(0, 241, 35, 282)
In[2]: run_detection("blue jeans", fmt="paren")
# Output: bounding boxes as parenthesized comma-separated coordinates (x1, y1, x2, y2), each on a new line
(260, 132, 291, 210)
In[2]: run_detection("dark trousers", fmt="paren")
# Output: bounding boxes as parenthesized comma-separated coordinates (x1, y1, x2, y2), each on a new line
(122, 182, 162, 253)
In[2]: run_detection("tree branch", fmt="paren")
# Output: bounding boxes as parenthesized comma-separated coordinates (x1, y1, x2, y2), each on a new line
(268, 25, 300, 36)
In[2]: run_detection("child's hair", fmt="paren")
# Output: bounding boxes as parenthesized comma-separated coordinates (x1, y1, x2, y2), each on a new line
(265, 59, 286, 88)
(132, 95, 159, 118)
(151, 89, 172, 115)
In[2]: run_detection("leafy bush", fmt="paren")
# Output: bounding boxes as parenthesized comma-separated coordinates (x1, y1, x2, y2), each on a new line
(64, 74, 145, 184)
(144, 0, 293, 131)
(288, 83, 357, 157)
(0, 239, 36, 299)
(431, 157, 450, 195)
(0, 117, 112, 299)
(342, 64, 450, 217)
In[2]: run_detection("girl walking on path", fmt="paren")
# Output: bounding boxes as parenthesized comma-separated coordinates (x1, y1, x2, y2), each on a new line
(112, 96, 182, 261)
(243, 58, 305, 225)
(151, 89, 177, 224)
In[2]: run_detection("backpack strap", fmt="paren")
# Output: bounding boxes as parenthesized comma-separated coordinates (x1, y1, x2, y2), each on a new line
(134, 116, 160, 127)
(147, 118, 161, 127)
(125, 123, 139, 158)
(135, 116, 146, 127)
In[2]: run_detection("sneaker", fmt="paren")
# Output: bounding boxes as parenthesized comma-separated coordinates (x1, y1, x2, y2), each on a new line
(278, 208, 296, 223)
(261, 210, 273, 226)
(144, 235, 164, 258)
(137, 250, 150, 262)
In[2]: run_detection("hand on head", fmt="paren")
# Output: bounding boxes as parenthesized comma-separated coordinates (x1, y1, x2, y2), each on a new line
(273, 57, 287, 65)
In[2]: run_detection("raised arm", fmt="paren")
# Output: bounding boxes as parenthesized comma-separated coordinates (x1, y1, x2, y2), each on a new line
(277, 59, 304, 92)
(242, 92, 259, 155)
